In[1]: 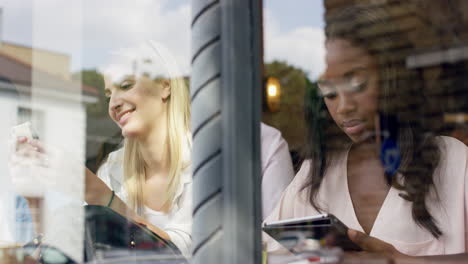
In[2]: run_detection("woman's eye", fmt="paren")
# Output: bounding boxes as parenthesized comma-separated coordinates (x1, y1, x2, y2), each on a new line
(352, 82, 367, 93)
(120, 81, 135, 90)
(323, 92, 337, 99)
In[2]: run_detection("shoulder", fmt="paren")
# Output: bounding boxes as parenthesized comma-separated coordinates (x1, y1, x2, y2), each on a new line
(292, 159, 311, 186)
(436, 136, 468, 167)
(98, 147, 124, 171)
(436, 136, 467, 149)
(261, 123, 284, 144)
(173, 165, 192, 208)
(97, 148, 125, 187)
(108, 147, 124, 162)
(261, 123, 290, 159)
(98, 148, 124, 170)
(181, 133, 192, 169)
(294, 153, 346, 191)
(434, 136, 467, 184)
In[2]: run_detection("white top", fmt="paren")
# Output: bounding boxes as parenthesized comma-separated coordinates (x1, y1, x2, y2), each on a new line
(143, 206, 170, 230)
(97, 123, 293, 254)
(261, 123, 295, 219)
(97, 148, 192, 257)
(265, 136, 468, 256)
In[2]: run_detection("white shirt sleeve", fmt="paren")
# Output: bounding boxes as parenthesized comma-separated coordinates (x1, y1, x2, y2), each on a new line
(263, 160, 312, 252)
(461, 140, 468, 251)
(97, 148, 192, 256)
(261, 123, 295, 219)
(96, 159, 112, 187)
(96, 148, 126, 202)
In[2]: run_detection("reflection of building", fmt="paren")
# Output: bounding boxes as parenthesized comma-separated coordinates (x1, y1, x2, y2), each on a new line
(0, 41, 71, 80)
(324, 0, 468, 144)
(262, 61, 307, 169)
(0, 40, 97, 260)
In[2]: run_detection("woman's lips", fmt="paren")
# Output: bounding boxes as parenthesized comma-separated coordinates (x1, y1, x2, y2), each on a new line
(342, 119, 366, 135)
(118, 110, 133, 126)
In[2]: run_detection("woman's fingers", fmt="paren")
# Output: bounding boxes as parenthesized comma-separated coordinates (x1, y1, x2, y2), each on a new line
(14, 137, 50, 166)
(342, 251, 394, 264)
(20, 138, 45, 152)
(17, 136, 28, 144)
(348, 229, 380, 251)
(347, 229, 403, 258)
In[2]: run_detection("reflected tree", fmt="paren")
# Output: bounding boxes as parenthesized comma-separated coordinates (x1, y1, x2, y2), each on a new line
(263, 60, 309, 152)
(72, 69, 106, 117)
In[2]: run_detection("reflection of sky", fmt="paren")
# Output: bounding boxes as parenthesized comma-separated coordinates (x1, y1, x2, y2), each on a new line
(1, 0, 325, 79)
(1, 0, 33, 47)
(264, 0, 325, 80)
(264, 0, 324, 32)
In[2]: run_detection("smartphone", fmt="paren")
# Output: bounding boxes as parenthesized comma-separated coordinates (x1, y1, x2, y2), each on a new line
(263, 214, 361, 252)
(12, 122, 35, 151)
(12, 122, 34, 140)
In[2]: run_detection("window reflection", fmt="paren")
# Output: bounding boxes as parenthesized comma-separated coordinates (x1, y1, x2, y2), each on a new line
(263, 0, 468, 262)
(1, 1, 191, 263)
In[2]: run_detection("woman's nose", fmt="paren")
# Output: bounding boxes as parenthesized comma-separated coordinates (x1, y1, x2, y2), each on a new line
(108, 94, 122, 112)
(336, 91, 356, 115)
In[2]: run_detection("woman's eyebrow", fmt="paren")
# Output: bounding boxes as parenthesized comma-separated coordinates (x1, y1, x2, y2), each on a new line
(343, 66, 367, 79)
(317, 79, 330, 85)
(115, 75, 136, 85)
(122, 74, 136, 81)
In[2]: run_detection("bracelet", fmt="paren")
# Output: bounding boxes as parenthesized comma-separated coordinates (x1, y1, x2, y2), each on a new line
(107, 190, 115, 207)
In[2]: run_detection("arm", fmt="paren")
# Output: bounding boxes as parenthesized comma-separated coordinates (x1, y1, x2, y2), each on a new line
(464, 140, 468, 251)
(85, 168, 170, 240)
(15, 138, 170, 241)
(163, 178, 192, 256)
(263, 161, 316, 253)
(347, 229, 468, 264)
(261, 125, 295, 219)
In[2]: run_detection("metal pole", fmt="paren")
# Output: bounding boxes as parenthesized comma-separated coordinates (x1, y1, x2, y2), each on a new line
(190, 0, 262, 263)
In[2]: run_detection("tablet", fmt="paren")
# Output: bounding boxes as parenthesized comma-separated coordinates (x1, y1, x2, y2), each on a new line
(84, 205, 186, 262)
(263, 214, 361, 252)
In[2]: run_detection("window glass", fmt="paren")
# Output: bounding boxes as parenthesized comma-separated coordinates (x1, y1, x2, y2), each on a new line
(261, 0, 324, 223)
(263, 0, 468, 262)
(0, 0, 191, 262)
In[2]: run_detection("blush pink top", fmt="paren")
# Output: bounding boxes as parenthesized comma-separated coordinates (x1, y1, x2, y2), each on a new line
(264, 136, 468, 256)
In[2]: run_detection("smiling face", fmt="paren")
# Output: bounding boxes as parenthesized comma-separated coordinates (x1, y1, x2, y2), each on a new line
(105, 75, 170, 139)
(318, 39, 380, 143)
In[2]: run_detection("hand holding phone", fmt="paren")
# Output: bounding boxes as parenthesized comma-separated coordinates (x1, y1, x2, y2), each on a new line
(11, 122, 45, 163)
(263, 214, 361, 253)
(12, 122, 33, 141)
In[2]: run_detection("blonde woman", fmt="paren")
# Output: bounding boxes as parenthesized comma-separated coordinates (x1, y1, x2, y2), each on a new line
(86, 41, 192, 256)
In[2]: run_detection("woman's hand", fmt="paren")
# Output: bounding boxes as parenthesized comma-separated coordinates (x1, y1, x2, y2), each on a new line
(14, 137, 48, 166)
(132, 214, 170, 241)
(345, 229, 412, 263)
(84, 169, 171, 241)
(346, 229, 468, 264)
(347, 229, 404, 258)
(10, 137, 57, 192)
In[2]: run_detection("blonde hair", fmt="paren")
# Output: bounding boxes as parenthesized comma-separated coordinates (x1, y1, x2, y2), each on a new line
(119, 41, 191, 214)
